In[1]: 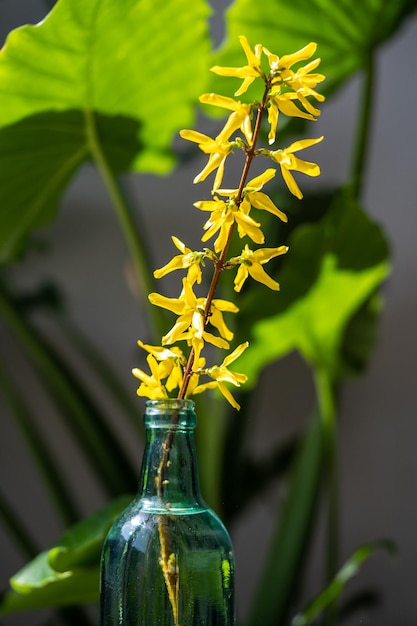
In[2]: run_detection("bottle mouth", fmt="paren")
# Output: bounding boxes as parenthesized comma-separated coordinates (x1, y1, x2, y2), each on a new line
(145, 398, 196, 428)
(145, 398, 195, 411)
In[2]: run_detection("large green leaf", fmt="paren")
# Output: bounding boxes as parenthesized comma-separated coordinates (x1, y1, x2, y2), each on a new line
(237, 191, 390, 382)
(0, 0, 211, 261)
(0, 496, 131, 614)
(211, 0, 416, 97)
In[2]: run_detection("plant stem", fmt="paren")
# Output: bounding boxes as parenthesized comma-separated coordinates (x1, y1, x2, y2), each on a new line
(313, 367, 338, 626)
(177, 83, 271, 400)
(84, 108, 165, 342)
(350, 51, 376, 201)
(156, 82, 271, 626)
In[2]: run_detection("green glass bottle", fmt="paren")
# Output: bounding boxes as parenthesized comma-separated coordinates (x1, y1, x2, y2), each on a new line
(100, 399, 235, 626)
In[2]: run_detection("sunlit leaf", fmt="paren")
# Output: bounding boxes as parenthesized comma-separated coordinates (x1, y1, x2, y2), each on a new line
(0, 496, 132, 614)
(0, 0, 211, 261)
(0, 564, 99, 614)
(48, 495, 133, 572)
(211, 0, 417, 97)
(237, 190, 390, 381)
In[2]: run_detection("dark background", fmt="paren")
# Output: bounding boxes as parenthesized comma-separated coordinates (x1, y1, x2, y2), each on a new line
(1, 1, 417, 624)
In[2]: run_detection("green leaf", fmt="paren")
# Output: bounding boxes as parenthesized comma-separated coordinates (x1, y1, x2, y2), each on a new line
(211, 0, 416, 97)
(0, 496, 132, 614)
(292, 540, 396, 626)
(0, 563, 99, 614)
(246, 414, 323, 626)
(237, 191, 390, 382)
(0, 0, 211, 261)
(48, 495, 133, 572)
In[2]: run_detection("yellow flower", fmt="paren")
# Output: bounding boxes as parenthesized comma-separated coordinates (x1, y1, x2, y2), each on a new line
(217, 168, 288, 223)
(199, 93, 253, 144)
(262, 42, 325, 143)
(267, 91, 316, 145)
(210, 35, 264, 96)
(179, 127, 235, 191)
(284, 57, 326, 102)
(136, 341, 185, 393)
(192, 342, 249, 410)
(132, 354, 168, 400)
(231, 244, 288, 292)
(268, 136, 324, 199)
(194, 196, 264, 252)
(154, 236, 204, 285)
(263, 42, 318, 76)
(149, 278, 237, 349)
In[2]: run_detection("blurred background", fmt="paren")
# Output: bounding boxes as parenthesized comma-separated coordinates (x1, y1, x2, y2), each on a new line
(0, 1, 417, 624)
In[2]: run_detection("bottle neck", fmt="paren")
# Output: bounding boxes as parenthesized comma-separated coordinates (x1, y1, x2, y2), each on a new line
(138, 400, 204, 511)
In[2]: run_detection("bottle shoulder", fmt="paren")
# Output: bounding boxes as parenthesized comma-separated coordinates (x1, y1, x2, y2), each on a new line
(106, 498, 232, 548)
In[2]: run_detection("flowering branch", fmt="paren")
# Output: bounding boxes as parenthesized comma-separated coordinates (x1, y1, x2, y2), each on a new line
(133, 35, 325, 410)
(131, 34, 325, 626)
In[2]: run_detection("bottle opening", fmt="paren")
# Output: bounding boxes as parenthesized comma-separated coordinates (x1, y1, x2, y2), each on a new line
(144, 399, 196, 428)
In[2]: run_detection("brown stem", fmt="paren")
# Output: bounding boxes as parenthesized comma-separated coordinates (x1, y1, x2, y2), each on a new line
(177, 82, 271, 400)
(157, 81, 271, 624)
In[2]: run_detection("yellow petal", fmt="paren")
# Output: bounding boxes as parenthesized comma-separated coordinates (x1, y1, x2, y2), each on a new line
(238, 35, 261, 68)
(148, 292, 185, 315)
(290, 155, 321, 177)
(217, 381, 241, 410)
(248, 191, 288, 222)
(234, 265, 248, 293)
(172, 236, 187, 253)
(267, 101, 278, 144)
(223, 342, 249, 367)
(179, 129, 212, 145)
(202, 330, 230, 350)
(248, 263, 280, 290)
(286, 136, 324, 154)
(153, 254, 188, 279)
(234, 76, 256, 97)
(279, 42, 317, 69)
(246, 168, 276, 191)
(280, 166, 303, 199)
(275, 96, 316, 121)
(212, 299, 239, 313)
(251, 245, 288, 263)
(199, 93, 239, 111)
(162, 319, 192, 345)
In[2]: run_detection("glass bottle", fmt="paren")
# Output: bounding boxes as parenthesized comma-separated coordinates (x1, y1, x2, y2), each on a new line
(100, 399, 235, 626)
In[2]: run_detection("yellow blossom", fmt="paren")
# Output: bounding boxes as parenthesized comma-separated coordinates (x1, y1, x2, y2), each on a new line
(192, 342, 249, 409)
(179, 127, 235, 191)
(194, 196, 264, 252)
(210, 35, 264, 96)
(149, 278, 238, 349)
(263, 41, 318, 76)
(218, 168, 288, 224)
(132, 354, 168, 400)
(231, 244, 288, 292)
(267, 91, 316, 145)
(283, 57, 326, 102)
(268, 136, 324, 199)
(199, 93, 253, 144)
(136, 341, 185, 393)
(154, 236, 204, 285)
(261, 42, 325, 143)
(133, 35, 325, 406)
